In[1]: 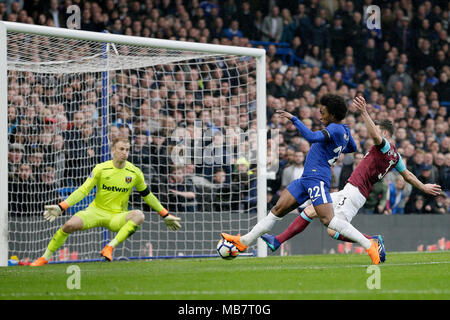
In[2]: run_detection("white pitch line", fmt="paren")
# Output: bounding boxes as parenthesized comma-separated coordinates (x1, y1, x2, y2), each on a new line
(2, 288, 450, 298)
(3, 260, 450, 274)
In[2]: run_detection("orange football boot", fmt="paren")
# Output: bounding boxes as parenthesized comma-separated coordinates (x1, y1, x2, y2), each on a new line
(101, 245, 114, 261)
(30, 257, 48, 267)
(366, 239, 381, 265)
(221, 233, 248, 252)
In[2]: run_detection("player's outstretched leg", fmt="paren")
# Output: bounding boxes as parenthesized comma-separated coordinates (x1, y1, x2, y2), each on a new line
(315, 203, 380, 264)
(328, 216, 380, 264)
(31, 217, 81, 266)
(222, 189, 299, 252)
(101, 210, 143, 261)
(261, 209, 313, 252)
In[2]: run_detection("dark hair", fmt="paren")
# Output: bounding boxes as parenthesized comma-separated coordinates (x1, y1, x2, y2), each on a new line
(374, 119, 394, 137)
(319, 94, 348, 121)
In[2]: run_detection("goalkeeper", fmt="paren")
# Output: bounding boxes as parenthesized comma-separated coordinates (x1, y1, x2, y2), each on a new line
(31, 138, 181, 266)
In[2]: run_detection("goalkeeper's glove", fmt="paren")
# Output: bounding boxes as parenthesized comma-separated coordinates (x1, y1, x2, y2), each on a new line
(159, 209, 182, 231)
(43, 203, 66, 222)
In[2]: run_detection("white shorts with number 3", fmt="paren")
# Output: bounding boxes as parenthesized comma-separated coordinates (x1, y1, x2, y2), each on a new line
(330, 183, 366, 222)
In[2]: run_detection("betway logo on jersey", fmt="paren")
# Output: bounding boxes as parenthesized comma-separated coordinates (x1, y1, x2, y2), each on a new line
(102, 184, 129, 193)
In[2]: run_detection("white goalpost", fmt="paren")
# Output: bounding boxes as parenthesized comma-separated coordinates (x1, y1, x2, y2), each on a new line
(0, 22, 267, 266)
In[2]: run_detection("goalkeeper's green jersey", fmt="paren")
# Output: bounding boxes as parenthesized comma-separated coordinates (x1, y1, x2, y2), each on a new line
(65, 160, 164, 214)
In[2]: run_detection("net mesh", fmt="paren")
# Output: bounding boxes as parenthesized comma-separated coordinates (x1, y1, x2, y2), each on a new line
(7, 31, 259, 261)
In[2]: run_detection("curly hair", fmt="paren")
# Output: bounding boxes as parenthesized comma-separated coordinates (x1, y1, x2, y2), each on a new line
(319, 94, 348, 121)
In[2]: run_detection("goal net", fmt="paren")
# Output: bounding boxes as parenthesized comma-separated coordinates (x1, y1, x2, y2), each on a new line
(1, 22, 267, 264)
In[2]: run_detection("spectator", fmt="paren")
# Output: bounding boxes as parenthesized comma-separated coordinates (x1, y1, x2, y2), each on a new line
(348, 11, 367, 60)
(426, 191, 448, 214)
(393, 16, 414, 54)
(211, 168, 240, 212)
(8, 105, 19, 137)
(425, 66, 439, 87)
(37, 165, 62, 206)
(405, 195, 427, 214)
(8, 143, 25, 180)
(168, 165, 197, 213)
(46, 0, 65, 28)
(51, 134, 66, 186)
(130, 130, 153, 182)
(291, 36, 307, 61)
(340, 55, 357, 83)
(388, 175, 412, 214)
(304, 45, 323, 69)
(387, 64, 413, 97)
(27, 147, 45, 181)
(150, 130, 169, 176)
(412, 38, 434, 72)
(224, 20, 243, 40)
(338, 151, 364, 190)
(423, 152, 439, 183)
(236, 1, 255, 39)
(210, 16, 225, 40)
(435, 72, 450, 102)
(411, 70, 434, 98)
(281, 150, 304, 189)
(405, 164, 438, 213)
(441, 154, 450, 192)
(280, 8, 296, 44)
(267, 72, 287, 98)
(309, 15, 329, 51)
(408, 149, 425, 176)
(253, 10, 264, 41)
(329, 15, 346, 63)
(261, 6, 283, 42)
(8, 163, 38, 215)
(361, 180, 389, 214)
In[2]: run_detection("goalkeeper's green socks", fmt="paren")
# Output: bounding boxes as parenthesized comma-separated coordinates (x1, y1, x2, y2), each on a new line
(107, 220, 139, 248)
(43, 228, 70, 260)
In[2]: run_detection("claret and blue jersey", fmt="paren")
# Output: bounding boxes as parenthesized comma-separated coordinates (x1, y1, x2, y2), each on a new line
(287, 116, 356, 206)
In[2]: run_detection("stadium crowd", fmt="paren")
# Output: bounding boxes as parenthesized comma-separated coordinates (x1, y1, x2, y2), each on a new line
(4, 0, 450, 215)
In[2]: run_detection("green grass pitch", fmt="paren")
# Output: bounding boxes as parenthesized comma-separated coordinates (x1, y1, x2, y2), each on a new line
(1, 251, 449, 300)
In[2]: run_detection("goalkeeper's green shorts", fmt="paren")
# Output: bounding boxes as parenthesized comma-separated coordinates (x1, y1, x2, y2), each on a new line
(75, 206, 129, 232)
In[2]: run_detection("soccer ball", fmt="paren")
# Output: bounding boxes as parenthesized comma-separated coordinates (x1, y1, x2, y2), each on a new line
(216, 239, 239, 260)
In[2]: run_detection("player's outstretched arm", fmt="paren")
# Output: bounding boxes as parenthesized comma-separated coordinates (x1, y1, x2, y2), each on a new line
(43, 166, 99, 222)
(43, 203, 67, 222)
(399, 169, 442, 196)
(276, 110, 326, 143)
(140, 189, 181, 230)
(352, 96, 383, 146)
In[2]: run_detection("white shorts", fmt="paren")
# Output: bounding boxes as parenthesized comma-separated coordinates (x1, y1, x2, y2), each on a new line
(330, 183, 366, 222)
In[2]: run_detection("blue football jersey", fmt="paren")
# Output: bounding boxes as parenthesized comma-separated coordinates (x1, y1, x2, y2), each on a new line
(302, 123, 353, 183)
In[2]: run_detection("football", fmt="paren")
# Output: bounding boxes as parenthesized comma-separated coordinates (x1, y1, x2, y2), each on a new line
(216, 239, 239, 260)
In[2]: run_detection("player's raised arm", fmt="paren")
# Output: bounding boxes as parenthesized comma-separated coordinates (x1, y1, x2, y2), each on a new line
(276, 110, 326, 143)
(352, 96, 383, 146)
